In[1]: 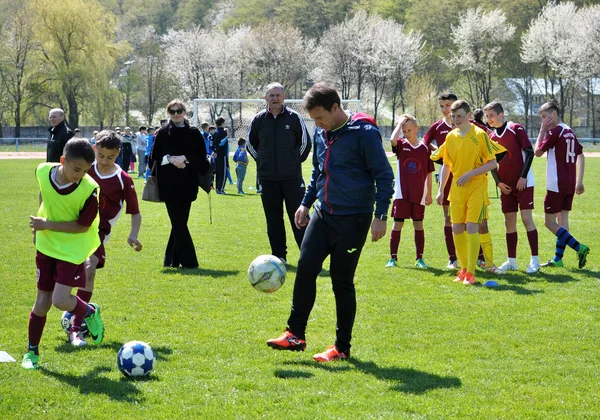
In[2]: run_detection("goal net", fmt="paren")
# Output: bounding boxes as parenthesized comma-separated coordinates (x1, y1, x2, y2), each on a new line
(192, 99, 361, 140)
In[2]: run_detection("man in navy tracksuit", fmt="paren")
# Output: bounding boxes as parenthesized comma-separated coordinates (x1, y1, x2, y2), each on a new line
(213, 117, 228, 194)
(267, 83, 394, 363)
(247, 82, 311, 264)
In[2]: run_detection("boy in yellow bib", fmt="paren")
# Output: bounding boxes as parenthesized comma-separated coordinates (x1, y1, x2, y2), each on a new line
(23, 139, 105, 370)
(434, 100, 501, 285)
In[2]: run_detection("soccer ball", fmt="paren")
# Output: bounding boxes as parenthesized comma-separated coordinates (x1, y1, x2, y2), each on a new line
(117, 341, 156, 377)
(248, 254, 286, 293)
(60, 311, 89, 336)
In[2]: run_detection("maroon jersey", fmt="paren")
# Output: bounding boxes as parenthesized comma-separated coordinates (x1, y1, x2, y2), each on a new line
(393, 139, 435, 205)
(88, 163, 140, 240)
(490, 122, 534, 189)
(538, 123, 583, 194)
(423, 119, 453, 150)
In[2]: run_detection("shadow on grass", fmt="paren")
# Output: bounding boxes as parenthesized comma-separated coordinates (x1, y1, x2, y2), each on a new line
(161, 267, 240, 277)
(530, 270, 579, 284)
(284, 265, 330, 278)
(39, 365, 155, 402)
(479, 283, 544, 295)
(274, 369, 314, 379)
(54, 340, 173, 362)
(403, 266, 448, 277)
(283, 359, 461, 394)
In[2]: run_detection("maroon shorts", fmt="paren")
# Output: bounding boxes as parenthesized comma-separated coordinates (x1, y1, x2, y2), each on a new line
(36, 251, 86, 292)
(392, 199, 425, 221)
(544, 191, 574, 214)
(442, 173, 452, 206)
(92, 242, 106, 269)
(501, 186, 535, 214)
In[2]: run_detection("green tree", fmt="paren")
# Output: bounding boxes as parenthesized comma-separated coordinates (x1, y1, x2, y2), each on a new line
(0, 0, 37, 137)
(33, 0, 128, 128)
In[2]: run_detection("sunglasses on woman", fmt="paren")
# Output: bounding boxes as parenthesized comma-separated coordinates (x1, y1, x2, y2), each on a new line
(168, 109, 184, 115)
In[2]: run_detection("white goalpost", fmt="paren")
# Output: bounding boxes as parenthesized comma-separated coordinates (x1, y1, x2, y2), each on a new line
(192, 98, 361, 140)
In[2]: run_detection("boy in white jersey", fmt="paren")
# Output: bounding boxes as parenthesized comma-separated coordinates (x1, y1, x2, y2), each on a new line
(69, 130, 143, 346)
(24, 139, 105, 369)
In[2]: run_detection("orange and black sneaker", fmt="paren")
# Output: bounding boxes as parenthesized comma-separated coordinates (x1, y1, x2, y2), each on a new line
(313, 345, 348, 363)
(453, 268, 467, 283)
(267, 329, 306, 351)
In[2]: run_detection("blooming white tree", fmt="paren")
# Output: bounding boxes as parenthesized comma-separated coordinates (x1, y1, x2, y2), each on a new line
(520, 1, 580, 114)
(245, 23, 314, 94)
(449, 7, 515, 106)
(574, 4, 600, 136)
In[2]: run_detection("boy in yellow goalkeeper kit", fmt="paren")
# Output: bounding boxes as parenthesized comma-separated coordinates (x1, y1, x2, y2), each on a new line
(434, 100, 504, 285)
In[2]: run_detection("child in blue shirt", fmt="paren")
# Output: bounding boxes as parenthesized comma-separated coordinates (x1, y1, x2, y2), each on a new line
(144, 127, 155, 181)
(233, 138, 249, 194)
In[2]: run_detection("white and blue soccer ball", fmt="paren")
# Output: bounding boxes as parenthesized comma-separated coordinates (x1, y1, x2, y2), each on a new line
(61, 311, 89, 336)
(248, 254, 286, 293)
(117, 341, 156, 377)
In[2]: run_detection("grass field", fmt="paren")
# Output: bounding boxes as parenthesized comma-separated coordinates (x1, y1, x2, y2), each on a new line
(1, 157, 599, 419)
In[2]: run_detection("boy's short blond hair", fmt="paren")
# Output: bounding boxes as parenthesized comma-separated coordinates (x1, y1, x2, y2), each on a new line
(399, 114, 418, 127)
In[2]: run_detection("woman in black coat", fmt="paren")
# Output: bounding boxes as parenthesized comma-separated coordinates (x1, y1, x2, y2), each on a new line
(149, 99, 209, 268)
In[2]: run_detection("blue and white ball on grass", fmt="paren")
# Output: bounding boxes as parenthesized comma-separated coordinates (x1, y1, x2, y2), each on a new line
(248, 254, 286, 293)
(117, 341, 156, 377)
(61, 311, 88, 336)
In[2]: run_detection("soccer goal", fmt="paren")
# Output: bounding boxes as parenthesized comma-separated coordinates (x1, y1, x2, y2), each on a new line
(192, 98, 361, 139)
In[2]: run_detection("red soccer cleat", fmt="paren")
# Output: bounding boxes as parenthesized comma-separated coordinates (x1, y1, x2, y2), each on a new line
(453, 268, 467, 282)
(267, 329, 306, 351)
(313, 345, 348, 363)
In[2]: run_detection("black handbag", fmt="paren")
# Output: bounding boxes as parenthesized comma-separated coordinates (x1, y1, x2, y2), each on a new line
(142, 162, 162, 202)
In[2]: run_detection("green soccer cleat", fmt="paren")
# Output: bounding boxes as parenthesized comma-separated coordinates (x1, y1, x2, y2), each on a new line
(85, 303, 104, 345)
(22, 351, 39, 370)
(415, 258, 428, 269)
(386, 258, 398, 268)
(541, 259, 564, 268)
(577, 244, 590, 269)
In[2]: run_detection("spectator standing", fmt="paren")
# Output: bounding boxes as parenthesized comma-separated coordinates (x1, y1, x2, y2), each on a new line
(213, 117, 229, 194)
(144, 127, 155, 181)
(136, 126, 148, 178)
(247, 82, 312, 264)
(233, 138, 249, 194)
(149, 100, 209, 269)
(46, 108, 74, 163)
(121, 127, 135, 173)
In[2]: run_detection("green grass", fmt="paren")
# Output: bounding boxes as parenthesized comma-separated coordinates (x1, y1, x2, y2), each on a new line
(0, 157, 599, 419)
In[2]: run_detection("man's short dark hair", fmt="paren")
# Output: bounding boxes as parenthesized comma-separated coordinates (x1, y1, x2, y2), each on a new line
(160, 119, 168, 125)
(483, 101, 504, 114)
(303, 82, 341, 112)
(63, 138, 95, 163)
(438, 92, 458, 102)
(216, 117, 225, 127)
(139, 125, 147, 132)
(201, 122, 209, 129)
(238, 137, 246, 146)
(95, 130, 122, 150)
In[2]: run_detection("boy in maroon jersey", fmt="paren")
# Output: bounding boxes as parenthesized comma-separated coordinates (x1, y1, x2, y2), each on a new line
(484, 101, 540, 274)
(534, 102, 589, 269)
(387, 115, 434, 268)
(424, 92, 458, 268)
(69, 130, 143, 346)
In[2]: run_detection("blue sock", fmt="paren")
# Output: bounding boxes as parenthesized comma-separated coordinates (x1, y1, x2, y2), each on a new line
(554, 237, 566, 261)
(556, 228, 580, 257)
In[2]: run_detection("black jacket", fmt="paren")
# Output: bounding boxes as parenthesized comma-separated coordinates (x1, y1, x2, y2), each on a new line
(149, 120, 209, 203)
(46, 120, 74, 162)
(246, 106, 311, 181)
